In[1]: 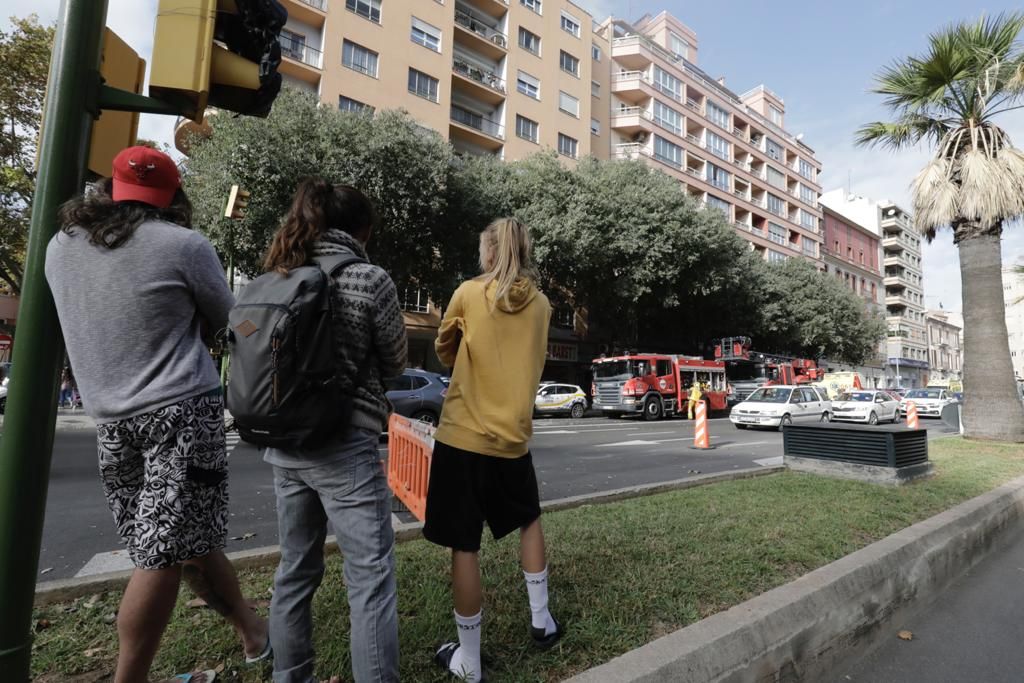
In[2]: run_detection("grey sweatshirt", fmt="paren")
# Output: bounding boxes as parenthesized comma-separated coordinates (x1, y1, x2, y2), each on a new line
(45, 220, 234, 422)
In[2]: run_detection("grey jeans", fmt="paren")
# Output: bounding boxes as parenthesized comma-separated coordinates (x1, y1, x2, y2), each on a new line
(268, 432, 399, 683)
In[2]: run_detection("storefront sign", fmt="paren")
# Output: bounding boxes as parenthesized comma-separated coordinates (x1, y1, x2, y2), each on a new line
(547, 342, 578, 362)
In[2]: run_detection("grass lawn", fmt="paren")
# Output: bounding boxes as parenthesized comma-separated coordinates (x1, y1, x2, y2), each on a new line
(32, 437, 1024, 682)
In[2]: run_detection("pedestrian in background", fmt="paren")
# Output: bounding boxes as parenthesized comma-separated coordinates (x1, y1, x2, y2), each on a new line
(46, 146, 268, 683)
(262, 179, 406, 683)
(687, 381, 703, 419)
(425, 218, 562, 683)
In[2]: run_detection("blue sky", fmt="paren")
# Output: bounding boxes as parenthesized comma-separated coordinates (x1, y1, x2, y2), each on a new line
(7, 0, 1024, 312)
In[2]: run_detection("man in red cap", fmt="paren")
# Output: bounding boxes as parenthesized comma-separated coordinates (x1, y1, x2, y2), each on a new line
(46, 146, 269, 683)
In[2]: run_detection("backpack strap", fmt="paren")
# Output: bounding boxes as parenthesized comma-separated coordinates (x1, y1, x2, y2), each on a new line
(313, 253, 367, 276)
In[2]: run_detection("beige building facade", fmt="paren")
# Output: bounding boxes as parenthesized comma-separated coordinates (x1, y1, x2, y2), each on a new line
(925, 309, 962, 387)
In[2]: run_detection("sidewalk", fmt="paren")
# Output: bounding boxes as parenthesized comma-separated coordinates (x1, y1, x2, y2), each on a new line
(843, 518, 1024, 682)
(0, 408, 97, 432)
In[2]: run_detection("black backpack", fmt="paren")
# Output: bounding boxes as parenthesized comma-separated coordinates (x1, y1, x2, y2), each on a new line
(226, 254, 366, 449)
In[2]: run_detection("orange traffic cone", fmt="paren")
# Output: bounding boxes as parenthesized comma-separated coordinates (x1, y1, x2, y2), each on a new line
(693, 401, 711, 449)
(906, 401, 919, 429)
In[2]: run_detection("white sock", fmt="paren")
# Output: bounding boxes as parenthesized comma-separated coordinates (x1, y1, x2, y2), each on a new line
(448, 610, 482, 682)
(524, 566, 557, 635)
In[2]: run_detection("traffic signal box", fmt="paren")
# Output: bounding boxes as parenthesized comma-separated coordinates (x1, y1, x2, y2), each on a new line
(150, 0, 286, 123)
(87, 31, 146, 176)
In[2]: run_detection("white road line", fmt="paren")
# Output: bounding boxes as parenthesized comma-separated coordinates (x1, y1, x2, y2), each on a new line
(74, 549, 134, 578)
(595, 439, 661, 447)
(534, 427, 640, 434)
(754, 456, 784, 466)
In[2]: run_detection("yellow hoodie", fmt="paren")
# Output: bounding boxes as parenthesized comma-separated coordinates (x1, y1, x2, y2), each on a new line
(434, 277, 550, 458)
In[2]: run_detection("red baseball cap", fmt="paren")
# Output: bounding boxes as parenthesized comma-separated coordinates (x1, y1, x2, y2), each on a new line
(111, 146, 180, 209)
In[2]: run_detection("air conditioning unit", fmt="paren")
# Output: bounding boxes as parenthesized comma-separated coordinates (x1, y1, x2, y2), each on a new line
(492, 34, 507, 48)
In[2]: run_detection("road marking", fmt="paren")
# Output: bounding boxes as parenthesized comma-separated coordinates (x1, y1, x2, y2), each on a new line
(754, 456, 784, 466)
(595, 440, 661, 447)
(534, 427, 640, 434)
(74, 549, 134, 578)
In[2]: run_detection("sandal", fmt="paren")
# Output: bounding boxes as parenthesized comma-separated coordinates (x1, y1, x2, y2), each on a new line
(434, 642, 486, 682)
(170, 671, 216, 683)
(244, 636, 272, 664)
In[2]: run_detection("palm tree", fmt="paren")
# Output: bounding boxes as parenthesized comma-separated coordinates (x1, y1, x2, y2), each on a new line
(857, 13, 1024, 441)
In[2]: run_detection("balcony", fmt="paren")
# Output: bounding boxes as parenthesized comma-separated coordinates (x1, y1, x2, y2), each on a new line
(613, 142, 650, 161)
(884, 275, 905, 287)
(611, 70, 654, 103)
(461, 0, 510, 16)
(281, 0, 327, 26)
(610, 106, 653, 135)
(280, 40, 324, 83)
(684, 97, 702, 114)
(449, 105, 504, 150)
(452, 56, 506, 105)
(454, 4, 508, 60)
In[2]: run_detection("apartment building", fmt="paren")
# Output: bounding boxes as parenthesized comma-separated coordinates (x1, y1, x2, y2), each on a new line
(603, 12, 824, 265)
(270, 0, 605, 162)
(1004, 265, 1024, 381)
(925, 309, 962, 388)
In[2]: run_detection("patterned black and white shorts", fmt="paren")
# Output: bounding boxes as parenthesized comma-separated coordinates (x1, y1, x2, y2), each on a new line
(96, 390, 229, 570)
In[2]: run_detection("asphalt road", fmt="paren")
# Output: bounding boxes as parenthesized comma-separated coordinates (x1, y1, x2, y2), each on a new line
(37, 414, 957, 581)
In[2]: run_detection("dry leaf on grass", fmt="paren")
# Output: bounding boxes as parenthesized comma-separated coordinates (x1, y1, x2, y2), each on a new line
(83, 647, 104, 658)
(897, 630, 913, 641)
(187, 598, 208, 609)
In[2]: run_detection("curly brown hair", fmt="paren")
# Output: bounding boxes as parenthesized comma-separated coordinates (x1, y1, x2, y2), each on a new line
(263, 177, 378, 274)
(57, 178, 193, 249)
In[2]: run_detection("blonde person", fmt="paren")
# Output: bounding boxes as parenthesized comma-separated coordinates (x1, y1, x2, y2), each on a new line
(424, 218, 562, 682)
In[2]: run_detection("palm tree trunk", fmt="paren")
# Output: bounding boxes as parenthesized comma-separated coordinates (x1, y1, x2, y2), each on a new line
(958, 231, 1024, 441)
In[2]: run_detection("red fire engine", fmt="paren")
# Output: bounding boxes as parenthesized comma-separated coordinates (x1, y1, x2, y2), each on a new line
(714, 337, 825, 401)
(591, 353, 728, 420)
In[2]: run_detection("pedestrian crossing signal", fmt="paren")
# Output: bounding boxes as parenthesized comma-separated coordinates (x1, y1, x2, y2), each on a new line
(149, 0, 287, 122)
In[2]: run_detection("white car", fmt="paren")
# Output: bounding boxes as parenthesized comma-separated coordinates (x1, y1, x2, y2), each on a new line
(535, 383, 589, 419)
(900, 388, 956, 418)
(831, 390, 901, 425)
(730, 385, 832, 430)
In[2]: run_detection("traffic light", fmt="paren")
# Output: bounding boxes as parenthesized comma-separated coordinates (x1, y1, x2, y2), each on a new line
(149, 0, 287, 122)
(225, 185, 250, 220)
(88, 29, 146, 176)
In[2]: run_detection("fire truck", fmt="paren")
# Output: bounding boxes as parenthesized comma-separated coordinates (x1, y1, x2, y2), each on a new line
(714, 337, 825, 402)
(591, 353, 728, 420)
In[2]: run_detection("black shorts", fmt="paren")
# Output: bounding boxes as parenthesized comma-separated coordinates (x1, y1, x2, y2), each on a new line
(423, 440, 542, 552)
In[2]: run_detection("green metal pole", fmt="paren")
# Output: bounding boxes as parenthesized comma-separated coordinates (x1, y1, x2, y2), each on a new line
(0, 0, 108, 676)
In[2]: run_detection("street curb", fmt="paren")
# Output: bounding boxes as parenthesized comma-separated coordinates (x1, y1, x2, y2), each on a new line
(33, 465, 783, 606)
(564, 472, 1024, 683)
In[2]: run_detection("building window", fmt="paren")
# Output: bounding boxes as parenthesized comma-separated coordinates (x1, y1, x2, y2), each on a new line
(766, 165, 785, 189)
(342, 40, 379, 77)
(799, 183, 817, 206)
(668, 31, 689, 59)
(519, 27, 541, 55)
(408, 68, 439, 102)
(591, 80, 600, 97)
(767, 250, 787, 264)
(767, 193, 785, 217)
(339, 95, 373, 114)
(346, 0, 381, 23)
(590, 118, 600, 135)
(706, 195, 730, 217)
(592, 43, 601, 61)
(800, 209, 816, 230)
(411, 17, 442, 52)
(798, 158, 815, 181)
(653, 66, 682, 102)
(706, 100, 730, 129)
(706, 163, 731, 191)
(517, 70, 540, 99)
(280, 29, 307, 62)
(558, 133, 578, 158)
(653, 135, 682, 167)
(516, 114, 539, 143)
(769, 105, 783, 125)
(520, 0, 541, 15)
(558, 91, 579, 117)
(653, 100, 682, 135)
(560, 50, 580, 77)
(707, 132, 730, 161)
(768, 222, 787, 245)
(560, 11, 581, 37)
(766, 138, 784, 161)
(802, 238, 817, 257)
(400, 288, 429, 313)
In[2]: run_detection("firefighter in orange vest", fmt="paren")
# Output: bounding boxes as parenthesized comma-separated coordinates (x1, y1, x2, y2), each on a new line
(687, 382, 703, 419)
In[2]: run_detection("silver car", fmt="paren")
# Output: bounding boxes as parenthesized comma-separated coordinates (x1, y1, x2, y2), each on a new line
(899, 388, 956, 418)
(730, 385, 832, 430)
(385, 369, 449, 426)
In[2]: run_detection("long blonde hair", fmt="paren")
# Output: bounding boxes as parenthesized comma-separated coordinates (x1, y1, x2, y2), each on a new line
(478, 217, 536, 311)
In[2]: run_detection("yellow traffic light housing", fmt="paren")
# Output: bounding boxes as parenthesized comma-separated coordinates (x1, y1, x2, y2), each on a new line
(87, 30, 146, 176)
(225, 185, 251, 220)
(149, 0, 286, 122)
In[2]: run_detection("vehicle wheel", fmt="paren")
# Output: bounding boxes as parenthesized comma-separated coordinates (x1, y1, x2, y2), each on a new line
(868, 412, 878, 425)
(570, 402, 586, 419)
(0, 397, 5, 415)
(892, 411, 902, 424)
(643, 397, 663, 421)
(779, 414, 792, 430)
(412, 410, 438, 427)
(820, 411, 830, 423)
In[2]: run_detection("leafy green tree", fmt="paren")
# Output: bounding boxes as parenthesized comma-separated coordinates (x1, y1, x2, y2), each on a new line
(0, 15, 54, 294)
(856, 12, 1024, 440)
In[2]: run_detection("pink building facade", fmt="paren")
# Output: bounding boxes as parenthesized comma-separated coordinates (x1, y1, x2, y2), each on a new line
(821, 206, 882, 307)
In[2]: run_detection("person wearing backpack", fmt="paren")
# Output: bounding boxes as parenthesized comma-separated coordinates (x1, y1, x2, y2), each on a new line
(45, 147, 269, 683)
(425, 218, 562, 683)
(253, 179, 406, 683)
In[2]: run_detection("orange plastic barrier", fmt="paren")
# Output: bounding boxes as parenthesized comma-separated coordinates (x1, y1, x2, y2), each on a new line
(387, 413, 435, 522)
(906, 401, 919, 430)
(693, 401, 710, 449)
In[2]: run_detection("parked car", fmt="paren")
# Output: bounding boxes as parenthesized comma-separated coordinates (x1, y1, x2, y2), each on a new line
(830, 390, 901, 425)
(385, 369, 448, 427)
(535, 383, 589, 419)
(899, 388, 957, 418)
(729, 385, 832, 430)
